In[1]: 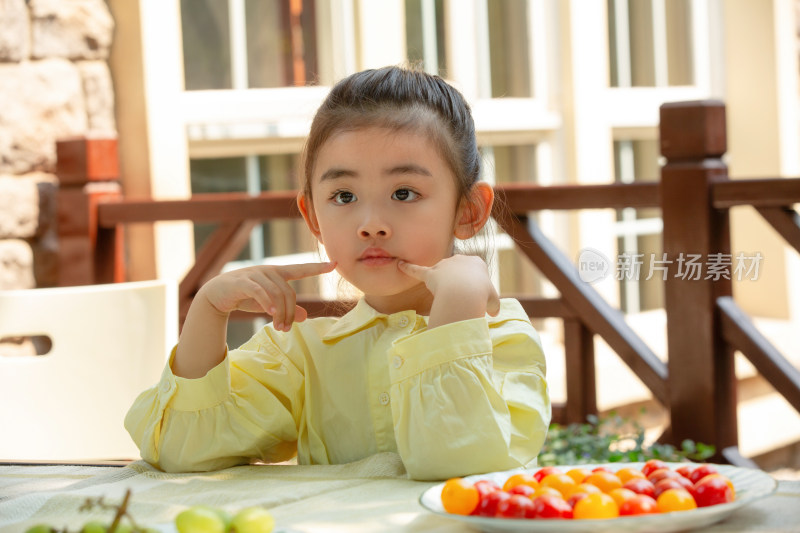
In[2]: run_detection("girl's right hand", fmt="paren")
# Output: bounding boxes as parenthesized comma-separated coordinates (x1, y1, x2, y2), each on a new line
(199, 262, 336, 332)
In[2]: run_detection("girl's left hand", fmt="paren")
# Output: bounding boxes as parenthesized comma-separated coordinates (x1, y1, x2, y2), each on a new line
(398, 255, 501, 327)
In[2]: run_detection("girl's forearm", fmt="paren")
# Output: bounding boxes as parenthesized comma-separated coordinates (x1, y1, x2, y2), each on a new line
(171, 288, 230, 379)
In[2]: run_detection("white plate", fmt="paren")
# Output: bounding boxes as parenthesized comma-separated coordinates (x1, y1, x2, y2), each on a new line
(418, 462, 777, 533)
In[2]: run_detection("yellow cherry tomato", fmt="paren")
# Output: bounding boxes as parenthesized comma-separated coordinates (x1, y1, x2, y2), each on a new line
(566, 467, 591, 484)
(608, 487, 638, 507)
(584, 471, 623, 493)
(656, 488, 698, 513)
(502, 473, 539, 492)
(565, 482, 602, 499)
(573, 492, 620, 519)
(440, 478, 480, 515)
(531, 486, 563, 499)
(616, 467, 646, 484)
(540, 473, 578, 497)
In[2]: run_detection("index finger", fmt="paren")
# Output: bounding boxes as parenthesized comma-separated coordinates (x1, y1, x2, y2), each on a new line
(397, 260, 429, 281)
(273, 261, 337, 281)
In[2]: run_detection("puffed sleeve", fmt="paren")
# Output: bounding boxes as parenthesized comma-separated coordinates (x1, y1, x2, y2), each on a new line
(388, 299, 550, 481)
(124, 328, 305, 472)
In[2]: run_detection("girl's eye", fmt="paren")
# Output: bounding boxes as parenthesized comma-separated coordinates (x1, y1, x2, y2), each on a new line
(331, 190, 356, 204)
(392, 188, 419, 202)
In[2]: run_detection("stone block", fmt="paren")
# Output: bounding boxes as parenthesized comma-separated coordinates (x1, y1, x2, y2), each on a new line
(30, 0, 114, 60)
(0, 176, 38, 238)
(77, 61, 117, 136)
(0, 0, 30, 61)
(0, 59, 87, 174)
(0, 239, 35, 289)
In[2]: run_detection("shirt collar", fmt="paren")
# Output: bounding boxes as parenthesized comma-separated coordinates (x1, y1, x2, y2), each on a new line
(321, 299, 387, 342)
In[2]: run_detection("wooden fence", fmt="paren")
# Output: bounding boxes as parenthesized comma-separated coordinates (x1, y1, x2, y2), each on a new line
(55, 100, 800, 465)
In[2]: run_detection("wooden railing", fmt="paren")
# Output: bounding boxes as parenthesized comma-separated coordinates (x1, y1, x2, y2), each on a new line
(54, 101, 800, 464)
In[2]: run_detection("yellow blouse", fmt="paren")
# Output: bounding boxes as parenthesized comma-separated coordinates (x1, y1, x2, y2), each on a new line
(125, 298, 550, 480)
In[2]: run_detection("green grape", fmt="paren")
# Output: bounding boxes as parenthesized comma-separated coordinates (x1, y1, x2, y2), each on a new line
(198, 506, 232, 530)
(81, 521, 107, 533)
(229, 508, 274, 533)
(175, 506, 227, 533)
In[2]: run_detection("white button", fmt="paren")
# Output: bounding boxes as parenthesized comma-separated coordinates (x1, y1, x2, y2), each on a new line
(392, 356, 403, 369)
(160, 381, 171, 394)
(396, 316, 409, 327)
(379, 392, 390, 405)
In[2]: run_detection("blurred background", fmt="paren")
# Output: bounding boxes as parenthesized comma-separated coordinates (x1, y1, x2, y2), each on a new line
(1, 0, 799, 471)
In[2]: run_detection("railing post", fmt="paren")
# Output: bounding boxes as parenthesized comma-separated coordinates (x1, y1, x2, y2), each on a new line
(660, 101, 738, 456)
(563, 318, 597, 424)
(56, 137, 125, 285)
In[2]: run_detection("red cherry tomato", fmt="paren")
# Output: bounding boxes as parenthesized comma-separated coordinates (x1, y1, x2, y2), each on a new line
(653, 477, 693, 498)
(619, 494, 659, 516)
(689, 464, 719, 485)
(567, 491, 591, 508)
(641, 459, 668, 478)
(676, 465, 694, 479)
(692, 475, 734, 507)
(496, 494, 535, 519)
(473, 490, 512, 517)
(533, 466, 564, 483)
(647, 467, 681, 484)
(591, 466, 613, 473)
(623, 478, 656, 499)
(508, 484, 536, 497)
(470, 480, 501, 516)
(529, 494, 573, 519)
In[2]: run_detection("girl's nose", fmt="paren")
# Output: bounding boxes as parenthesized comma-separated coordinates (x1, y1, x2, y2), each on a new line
(358, 211, 391, 239)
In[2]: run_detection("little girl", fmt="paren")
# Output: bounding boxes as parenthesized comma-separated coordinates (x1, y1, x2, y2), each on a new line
(125, 66, 550, 481)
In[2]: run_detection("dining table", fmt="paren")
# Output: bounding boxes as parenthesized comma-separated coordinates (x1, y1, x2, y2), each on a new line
(1, 453, 799, 533)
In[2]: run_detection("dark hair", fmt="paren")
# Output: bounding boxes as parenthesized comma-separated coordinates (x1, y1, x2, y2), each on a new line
(301, 66, 481, 203)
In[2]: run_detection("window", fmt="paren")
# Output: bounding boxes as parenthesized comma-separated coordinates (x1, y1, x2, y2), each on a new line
(181, 0, 318, 91)
(608, 0, 695, 88)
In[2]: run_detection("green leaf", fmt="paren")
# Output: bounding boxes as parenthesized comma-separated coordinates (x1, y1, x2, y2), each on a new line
(538, 412, 716, 466)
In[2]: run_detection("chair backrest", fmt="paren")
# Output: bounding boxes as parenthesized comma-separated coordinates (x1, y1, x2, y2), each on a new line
(0, 280, 178, 461)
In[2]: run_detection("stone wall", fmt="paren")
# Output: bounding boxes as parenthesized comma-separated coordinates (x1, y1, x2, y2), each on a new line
(0, 0, 115, 292)
(0, 0, 115, 355)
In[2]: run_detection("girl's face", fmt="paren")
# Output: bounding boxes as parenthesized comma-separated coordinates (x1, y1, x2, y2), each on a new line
(301, 126, 467, 314)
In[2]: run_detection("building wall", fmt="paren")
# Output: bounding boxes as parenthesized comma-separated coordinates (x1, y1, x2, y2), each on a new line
(0, 0, 116, 354)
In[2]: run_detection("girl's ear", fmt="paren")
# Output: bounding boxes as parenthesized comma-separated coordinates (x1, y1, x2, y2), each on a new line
(454, 182, 494, 240)
(297, 193, 324, 244)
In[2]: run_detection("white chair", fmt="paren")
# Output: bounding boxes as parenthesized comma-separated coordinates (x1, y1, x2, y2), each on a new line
(0, 280, 178, 462)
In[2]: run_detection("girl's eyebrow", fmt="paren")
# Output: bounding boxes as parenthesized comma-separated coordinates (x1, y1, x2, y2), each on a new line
(319, 168, 357, 182)
(319, 164, 432, 182)
(385, 164, 432, 177)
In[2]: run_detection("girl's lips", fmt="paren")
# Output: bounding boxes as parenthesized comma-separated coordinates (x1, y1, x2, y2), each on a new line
(358, 248, 396, 266)
(359, 256, 396, 267)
